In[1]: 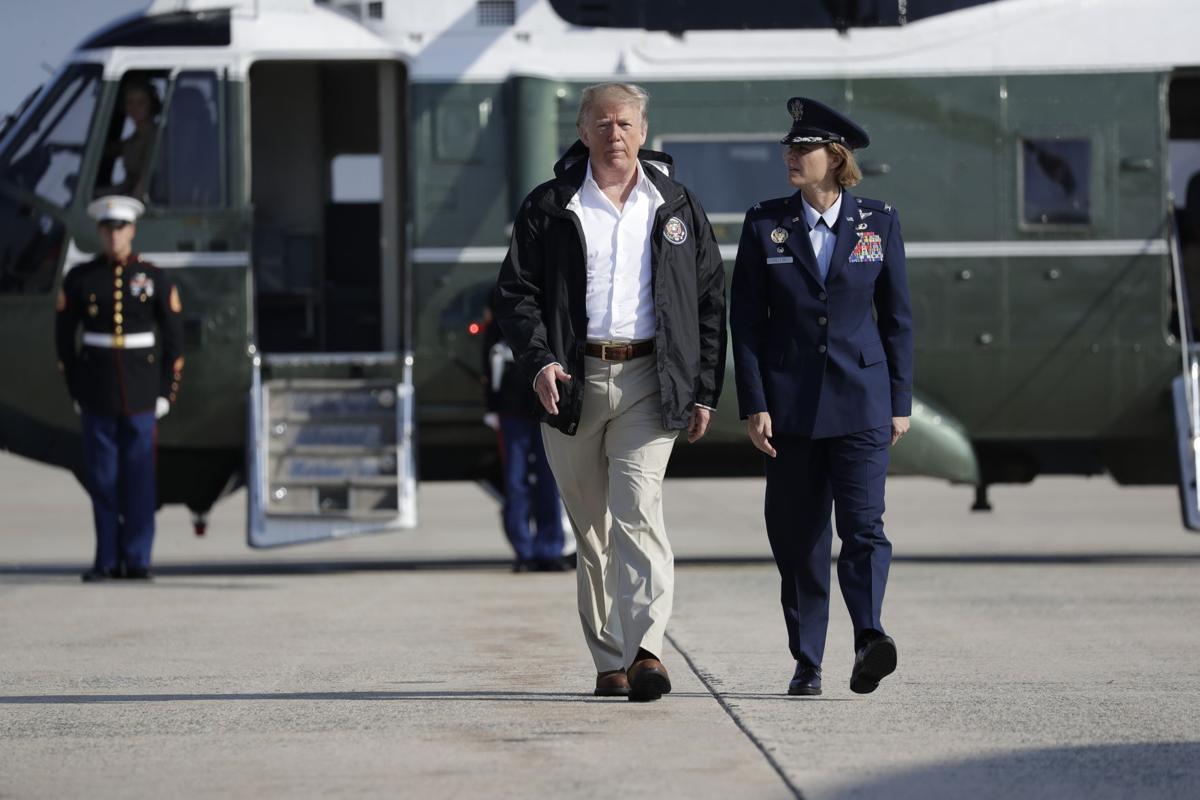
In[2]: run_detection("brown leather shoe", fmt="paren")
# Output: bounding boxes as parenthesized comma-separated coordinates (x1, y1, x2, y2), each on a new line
(627, 657, 671, 702)
(594, 669, 630, 697)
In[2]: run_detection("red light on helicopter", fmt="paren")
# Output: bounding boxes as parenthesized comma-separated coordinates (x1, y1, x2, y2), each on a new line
(468, 322, 482, 335)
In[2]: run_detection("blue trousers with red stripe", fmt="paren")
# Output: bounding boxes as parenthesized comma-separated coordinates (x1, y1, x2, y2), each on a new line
(80, 411, 157, 572)
(498, 415, 564, 561)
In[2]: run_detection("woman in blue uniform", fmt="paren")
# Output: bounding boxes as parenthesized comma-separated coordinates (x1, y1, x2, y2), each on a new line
(730, 98, 914, 696)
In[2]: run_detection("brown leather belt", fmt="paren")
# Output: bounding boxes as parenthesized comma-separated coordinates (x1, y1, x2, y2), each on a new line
(584, 340, 655, 362)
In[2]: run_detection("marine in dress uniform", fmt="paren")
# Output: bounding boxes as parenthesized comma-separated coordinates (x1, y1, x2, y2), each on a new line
(55, 195, 185, 582)
(730, 98, 914, 696)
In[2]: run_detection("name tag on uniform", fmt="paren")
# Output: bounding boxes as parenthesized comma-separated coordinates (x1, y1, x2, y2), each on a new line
(766, 256, 794, 264)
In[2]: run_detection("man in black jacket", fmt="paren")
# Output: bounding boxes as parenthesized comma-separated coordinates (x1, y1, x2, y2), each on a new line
(494, 83, 726, 702)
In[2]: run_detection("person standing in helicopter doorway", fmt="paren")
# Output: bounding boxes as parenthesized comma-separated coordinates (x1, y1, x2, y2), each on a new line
(55, 195, 185, 582)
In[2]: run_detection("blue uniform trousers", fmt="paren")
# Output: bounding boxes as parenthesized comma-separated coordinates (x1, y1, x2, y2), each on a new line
(498, 415, 564, 561)
(80, 411, 157, 572)
(764, 425, 892, 667)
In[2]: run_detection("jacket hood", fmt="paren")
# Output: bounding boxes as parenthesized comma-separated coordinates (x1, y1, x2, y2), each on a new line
(552, 140, 676, 180)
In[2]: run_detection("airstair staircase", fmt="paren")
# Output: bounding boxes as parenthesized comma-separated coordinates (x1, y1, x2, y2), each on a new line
(247, 353, 416, 547)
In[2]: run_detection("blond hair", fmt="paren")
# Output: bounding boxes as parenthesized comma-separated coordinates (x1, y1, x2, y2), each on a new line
(576, 83, 650, 128)
(828, 142, 863, 188)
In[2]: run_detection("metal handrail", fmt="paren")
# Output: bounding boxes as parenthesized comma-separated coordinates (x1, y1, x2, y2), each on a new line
(1167, 214, 1200, 515)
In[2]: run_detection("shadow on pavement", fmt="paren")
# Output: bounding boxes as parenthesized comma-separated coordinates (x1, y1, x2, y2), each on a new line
(823, 741, 1200, 800)
(4, 551, 1200, 578)
(0, 690, 744, 704)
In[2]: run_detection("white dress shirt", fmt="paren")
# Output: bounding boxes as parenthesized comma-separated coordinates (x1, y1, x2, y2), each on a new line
(568, 160, 665, 342)
(801, 191, 842, 282)
(536, 161, 711, 412)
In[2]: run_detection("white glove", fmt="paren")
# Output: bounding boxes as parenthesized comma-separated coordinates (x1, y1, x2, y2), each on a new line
(483, 412, 499, 431)
(155, 397, 171, 420)
(72, 401, 81, 415)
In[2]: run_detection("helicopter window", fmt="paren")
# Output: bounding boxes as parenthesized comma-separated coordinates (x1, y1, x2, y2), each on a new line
(147, 71, 222, 208)
(0, 84, 43, 145)
(0, 64, 102, 208)
(0, 193, 66, 294)
(95, 72, 169, 201)
(1020, 137, 1091, 227)
(547, 0, 1002, 31)
(331, 154, 382, 203)
(656, 136, 784, 218)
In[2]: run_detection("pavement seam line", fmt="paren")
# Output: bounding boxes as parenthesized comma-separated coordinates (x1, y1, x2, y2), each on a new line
(665, 630, 806, 800)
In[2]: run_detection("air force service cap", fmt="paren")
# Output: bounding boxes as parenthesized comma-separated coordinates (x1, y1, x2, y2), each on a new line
(781, 97, 870, 150)
(87, 195, 145, 225)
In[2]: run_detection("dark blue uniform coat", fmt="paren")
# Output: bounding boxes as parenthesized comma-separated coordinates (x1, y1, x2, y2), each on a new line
(730, 191, 912, 436)
(730, 190, 914, 668)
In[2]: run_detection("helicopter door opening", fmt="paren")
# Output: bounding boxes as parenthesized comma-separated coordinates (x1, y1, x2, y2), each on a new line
(250, 61, 405, 353)
(1167, 72, 1200, 531)
(245, 60, 415, 547)
(1170, 75, 1200, 336)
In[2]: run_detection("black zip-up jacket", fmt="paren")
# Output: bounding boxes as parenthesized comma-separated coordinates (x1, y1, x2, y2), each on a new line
(494, 141, 726, 435)
(481, 319, 541, 419)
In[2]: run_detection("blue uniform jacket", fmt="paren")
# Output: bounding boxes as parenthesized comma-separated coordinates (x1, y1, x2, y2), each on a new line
(730, 191, 913, 439)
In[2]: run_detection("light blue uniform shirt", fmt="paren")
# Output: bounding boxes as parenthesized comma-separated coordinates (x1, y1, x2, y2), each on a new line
(801, 191, 843, 282)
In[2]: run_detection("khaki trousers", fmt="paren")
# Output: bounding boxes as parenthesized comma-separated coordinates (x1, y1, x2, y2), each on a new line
(541, 355, 679, 672)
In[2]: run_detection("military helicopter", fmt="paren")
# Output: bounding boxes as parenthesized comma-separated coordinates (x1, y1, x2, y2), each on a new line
(2, 0, 1199, 547)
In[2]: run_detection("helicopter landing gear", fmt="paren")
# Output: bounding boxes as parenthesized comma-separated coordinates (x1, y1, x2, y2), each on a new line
(971, 484, 992, 512)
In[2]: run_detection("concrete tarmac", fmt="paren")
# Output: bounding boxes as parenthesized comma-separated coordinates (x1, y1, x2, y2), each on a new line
(2, 452, 1199, 798)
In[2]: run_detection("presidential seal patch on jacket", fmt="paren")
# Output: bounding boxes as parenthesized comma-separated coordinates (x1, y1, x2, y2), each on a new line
(663, 216, 688, 245)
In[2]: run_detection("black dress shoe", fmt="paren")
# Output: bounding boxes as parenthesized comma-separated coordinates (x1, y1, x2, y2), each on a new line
(80, 568, 117, 583)
(850, 634, 897, 695)
(512, 560, 533, 573)
(123, 568, 154, 581)
(534, 558, 568, 572)
(788, 662, 822, 696)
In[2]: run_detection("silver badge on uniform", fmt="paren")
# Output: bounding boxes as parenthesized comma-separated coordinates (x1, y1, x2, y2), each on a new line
(663, 217, 688, 245)
(856, 223, 868, 231)
(770, 227, 789, 244)
(129, 273, 155, 298)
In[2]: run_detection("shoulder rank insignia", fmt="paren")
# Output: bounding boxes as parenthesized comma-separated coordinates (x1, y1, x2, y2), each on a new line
(770, 227, 789, 244)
